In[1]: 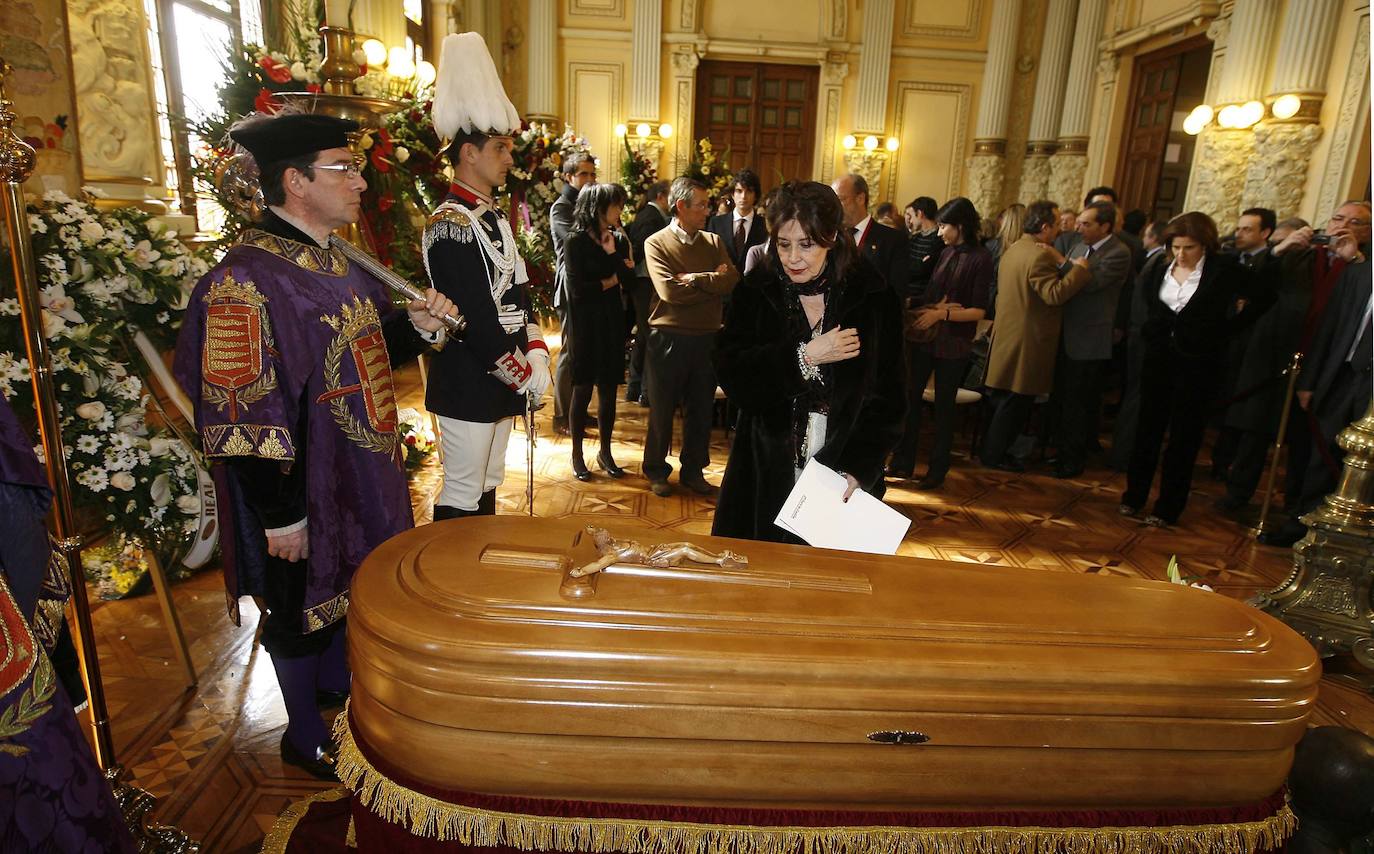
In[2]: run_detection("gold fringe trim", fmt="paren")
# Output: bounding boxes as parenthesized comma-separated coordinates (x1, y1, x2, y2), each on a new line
(331, 708, 1297, 854)
(261, 786, 351, 854)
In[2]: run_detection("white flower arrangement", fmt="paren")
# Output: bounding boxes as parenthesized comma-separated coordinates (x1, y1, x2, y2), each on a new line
(1, 192, 214, 571)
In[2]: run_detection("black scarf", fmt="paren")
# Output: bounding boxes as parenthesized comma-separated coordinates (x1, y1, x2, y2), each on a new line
(780, 264, 846, 468)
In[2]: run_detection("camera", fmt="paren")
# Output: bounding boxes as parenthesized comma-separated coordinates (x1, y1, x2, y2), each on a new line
(1311, 233, 1333, 245)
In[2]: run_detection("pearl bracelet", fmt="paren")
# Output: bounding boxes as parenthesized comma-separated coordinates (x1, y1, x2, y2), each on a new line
(797, 343, 821, 381)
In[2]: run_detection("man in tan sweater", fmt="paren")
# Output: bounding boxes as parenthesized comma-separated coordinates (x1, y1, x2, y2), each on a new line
(641, 176, 740, 496)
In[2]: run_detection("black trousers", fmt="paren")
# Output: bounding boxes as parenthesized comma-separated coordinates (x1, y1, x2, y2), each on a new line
(553, 301, 575, 421)
(1049, 354, 1108, 470)
(1224, 412, 1309, 506)
(625, 277, 653, 397)
(889, 349, 968, 478)
(1123, 352, 1214, 523)
(980, 388, 1035, 466)
(642, 329, 716, 482)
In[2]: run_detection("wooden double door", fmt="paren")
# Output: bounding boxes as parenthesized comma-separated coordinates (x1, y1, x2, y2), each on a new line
(694, 60, 818, 193)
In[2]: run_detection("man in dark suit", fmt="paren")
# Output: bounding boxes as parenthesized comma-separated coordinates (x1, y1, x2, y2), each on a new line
(707, 169, 768, 272)
(549, 151, 598, 432)
(1057, 186, 1144, 273)
(1259, 231, 1371, 546)
(1044, 200, 1133, 477)
(625, 180, 671, 403)
(831, 172, 909, 296)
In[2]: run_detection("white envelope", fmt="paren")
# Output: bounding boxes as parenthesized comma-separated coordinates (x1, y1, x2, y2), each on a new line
(773, 458, 912, 555)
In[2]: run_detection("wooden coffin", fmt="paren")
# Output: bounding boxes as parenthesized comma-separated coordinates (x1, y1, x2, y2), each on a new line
(347, 517, 1320, 810)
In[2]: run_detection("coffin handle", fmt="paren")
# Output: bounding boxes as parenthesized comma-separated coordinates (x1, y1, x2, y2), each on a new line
(867, 730, 930, 745)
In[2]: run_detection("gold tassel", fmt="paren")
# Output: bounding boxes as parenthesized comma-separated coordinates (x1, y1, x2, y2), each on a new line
(331, 707, 1297, 854)
(262, 786, 352, 854)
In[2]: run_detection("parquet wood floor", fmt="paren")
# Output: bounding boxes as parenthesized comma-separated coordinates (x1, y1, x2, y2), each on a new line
(77, 360, 1372, 852)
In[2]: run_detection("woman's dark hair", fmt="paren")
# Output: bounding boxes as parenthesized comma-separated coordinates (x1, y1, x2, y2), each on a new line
(936, 196, 981, 245)
(572, 183, 628, 233)
(1163, 211, 1221, 254)
(764, 180, 854, 281)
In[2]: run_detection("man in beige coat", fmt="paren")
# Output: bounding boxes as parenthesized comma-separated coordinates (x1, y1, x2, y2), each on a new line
(980, 201, 1091, 470)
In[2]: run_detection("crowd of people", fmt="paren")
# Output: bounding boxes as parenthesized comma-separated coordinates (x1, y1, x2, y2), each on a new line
(146, 31, 1374, 782)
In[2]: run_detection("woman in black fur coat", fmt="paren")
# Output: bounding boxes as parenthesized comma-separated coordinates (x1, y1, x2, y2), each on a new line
(712, 180, 906, 543)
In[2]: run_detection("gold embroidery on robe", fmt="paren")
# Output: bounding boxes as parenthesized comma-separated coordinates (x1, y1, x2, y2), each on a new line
(303, 589, 349, 632)
(240, 229, 350, 277)
(318, 296, 400, 461)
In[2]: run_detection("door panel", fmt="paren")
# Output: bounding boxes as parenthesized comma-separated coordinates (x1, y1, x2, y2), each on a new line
(694, 60, 818, 195)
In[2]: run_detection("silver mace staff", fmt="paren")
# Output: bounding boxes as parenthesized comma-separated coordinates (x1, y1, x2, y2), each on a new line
(328, 234, 468, 334)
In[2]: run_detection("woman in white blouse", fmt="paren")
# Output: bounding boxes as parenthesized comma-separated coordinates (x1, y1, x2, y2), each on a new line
(1120, 212, 1276, 527)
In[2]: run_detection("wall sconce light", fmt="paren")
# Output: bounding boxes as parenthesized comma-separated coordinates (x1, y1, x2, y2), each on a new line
(387, 46, 416, 79)
(658, 123, 673, 139)
(1216, 104, 1242, 129)
(415, 60, 436, 88)
(842, 134, 857, 150)
(361, 38, 388, 66)
(862, 135, 879, 151)
(615, 123, 628, 137)
(885, 137, 899, 152)
(1271, 94, 1301, 120)
(635, 122, 651, 138)
(1237, 100, 1265, 128)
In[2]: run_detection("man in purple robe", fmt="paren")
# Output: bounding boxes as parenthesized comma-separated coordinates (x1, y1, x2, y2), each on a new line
(173, 112, 455, 779)
(0, 393, 136, 851)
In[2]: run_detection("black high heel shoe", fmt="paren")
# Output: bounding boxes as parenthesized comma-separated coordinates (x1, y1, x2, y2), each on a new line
(571, 455, 591, 482)
(596, 450, 626, 478)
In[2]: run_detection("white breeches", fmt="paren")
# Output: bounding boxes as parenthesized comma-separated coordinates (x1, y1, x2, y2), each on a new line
(436, 415, 512, 511)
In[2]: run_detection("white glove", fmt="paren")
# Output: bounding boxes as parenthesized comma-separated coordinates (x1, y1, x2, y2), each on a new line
(519, 348, 552, 399)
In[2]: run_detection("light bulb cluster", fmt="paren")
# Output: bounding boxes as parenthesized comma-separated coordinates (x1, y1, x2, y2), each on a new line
(1183, 95, 1299, 135)
(356, 37, 436, 92)
(841, 134, 899, 153)
(615, 123, 674, 139)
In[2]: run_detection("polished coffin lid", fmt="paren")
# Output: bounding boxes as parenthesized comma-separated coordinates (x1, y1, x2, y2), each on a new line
(350, 517, 1319, 751)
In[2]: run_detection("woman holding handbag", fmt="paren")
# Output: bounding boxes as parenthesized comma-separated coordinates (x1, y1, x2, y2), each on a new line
(887, 197, 992, 489)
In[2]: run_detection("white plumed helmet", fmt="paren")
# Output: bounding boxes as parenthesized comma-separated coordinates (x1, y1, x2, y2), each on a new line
(432, 32, 521, 141)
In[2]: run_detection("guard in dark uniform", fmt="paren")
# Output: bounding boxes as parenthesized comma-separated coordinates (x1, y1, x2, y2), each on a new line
(425, 32, 550, 519)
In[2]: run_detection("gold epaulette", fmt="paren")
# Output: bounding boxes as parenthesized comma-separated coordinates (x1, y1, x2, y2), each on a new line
(425, 204, 477, 247)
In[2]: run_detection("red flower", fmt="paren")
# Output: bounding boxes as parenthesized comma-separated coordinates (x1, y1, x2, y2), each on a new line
(369, 148, 391, 173)
(254, 88, 280, 115)
(258, 55, 292, 84)
(378, 194, 395, 212)
(406, 435, 417, 445)
(306, 83, 322, 93)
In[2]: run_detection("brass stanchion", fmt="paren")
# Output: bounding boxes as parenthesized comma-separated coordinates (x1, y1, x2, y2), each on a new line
(0, 61, 115, 768)
(1251, 351, 1303, 538)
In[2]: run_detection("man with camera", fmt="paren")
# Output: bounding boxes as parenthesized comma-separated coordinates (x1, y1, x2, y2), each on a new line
(1257, 200, 1371, 546)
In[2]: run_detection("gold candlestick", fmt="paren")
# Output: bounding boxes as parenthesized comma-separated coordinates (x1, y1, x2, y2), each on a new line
(0, 58, 115, 769)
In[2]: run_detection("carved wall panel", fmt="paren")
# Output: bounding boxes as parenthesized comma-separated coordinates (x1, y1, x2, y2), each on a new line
(1243, 122, 1322, 220)
(891, 80, 971, 205)
(66, 0, 161, 185)
(0, 0, 84, 194)
(567, 61, 624, 175)
(1185, 127, 1252, 235)
(1315, 6, 1370, 221)
(965, 153, 1005, 224)
(1048, 151, 1088, 210)
(567, 0, 625, 19)
(1018, 153, 1051, 204)
(902, 0, 982, 40)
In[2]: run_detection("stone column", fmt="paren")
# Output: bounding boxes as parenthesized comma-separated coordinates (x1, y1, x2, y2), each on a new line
(1187, 0, 1278, 232)
(630, 0, 662, 123)
(854, 0, 895, 134)
(815, 54, 850, 184)
(1049, 0, 1106, 209)
(526, 0, 557, 122)
(669, 45, 701, 176)
(966, 0, 1022, 218)
(1019, 0, 1077, 203)
(1241, 0, 1341, 218)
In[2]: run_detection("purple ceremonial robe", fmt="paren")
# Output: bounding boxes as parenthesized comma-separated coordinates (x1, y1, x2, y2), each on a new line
(172, 229, 414, 633)
(0, 395, 136, 853)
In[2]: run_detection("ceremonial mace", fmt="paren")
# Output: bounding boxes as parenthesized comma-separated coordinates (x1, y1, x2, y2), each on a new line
(0, 61, 114, 767)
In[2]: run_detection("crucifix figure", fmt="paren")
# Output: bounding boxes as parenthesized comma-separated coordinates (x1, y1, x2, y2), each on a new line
(571, 526, 749, 578)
